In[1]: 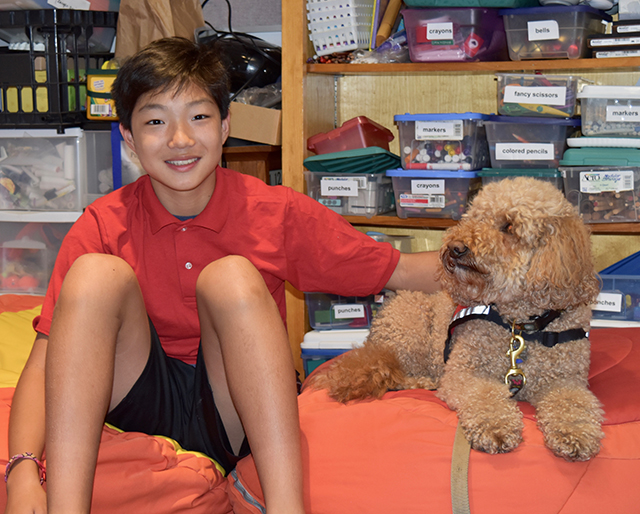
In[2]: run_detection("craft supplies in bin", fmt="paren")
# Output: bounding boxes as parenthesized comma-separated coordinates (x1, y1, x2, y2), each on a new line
(496, 73, 584, 118)
(307, 117, 394, 155)
(395, 113, 491, 170)
(0, 214, 77, 294)
(305, 292, 386, 330)
(0, 128, 84, 211)
(593, 275, 640, 321)
(366, 231, 414, 253)
(301, 329, 369, 376)
(401, 7, 509, 62)
(478, 168, 563, 190)
(559, 148, 640, 223)
(499, 5, 611, 60)
(0, 9, 118, 129)
(577, 85, 640, 138)
(386, 169, 481, 219)
(484, 115, 580, 169)
(306, 0, 375, 57)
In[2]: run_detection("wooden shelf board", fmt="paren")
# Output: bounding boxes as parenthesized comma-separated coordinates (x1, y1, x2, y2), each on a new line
(344, 215, 640, 234)
(307, 58, 640, 75)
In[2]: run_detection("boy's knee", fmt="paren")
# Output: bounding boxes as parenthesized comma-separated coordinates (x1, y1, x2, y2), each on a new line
(196, 256, 267, 308)
(62, 254, 138, 298)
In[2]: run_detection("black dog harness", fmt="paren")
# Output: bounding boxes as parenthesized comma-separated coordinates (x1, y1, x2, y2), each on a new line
(444, 304, 588, 396)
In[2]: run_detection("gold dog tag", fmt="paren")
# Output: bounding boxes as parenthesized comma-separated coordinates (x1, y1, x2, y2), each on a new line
(505, 334, 526, 395)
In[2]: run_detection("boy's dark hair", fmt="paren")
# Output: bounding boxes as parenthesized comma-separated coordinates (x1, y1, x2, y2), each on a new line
(112, 37, 231, 130)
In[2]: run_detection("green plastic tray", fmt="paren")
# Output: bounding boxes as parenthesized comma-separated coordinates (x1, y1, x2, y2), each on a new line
(303, 147, 401, 175)
(559, 148, 640, 167)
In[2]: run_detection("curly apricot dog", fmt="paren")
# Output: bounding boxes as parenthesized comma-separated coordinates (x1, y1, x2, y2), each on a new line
(311, 177, 604, 461)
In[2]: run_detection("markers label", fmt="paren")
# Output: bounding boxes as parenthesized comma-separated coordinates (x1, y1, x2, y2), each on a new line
(495, 143, 554, 160)
(504, 86, 566, 106)
(606, 105, 640, 122)
(527, 20, 559, 41)
(415, 120, 463, 140)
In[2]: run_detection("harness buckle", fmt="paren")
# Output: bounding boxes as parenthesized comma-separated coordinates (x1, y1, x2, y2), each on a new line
(505, 324, 526, 396)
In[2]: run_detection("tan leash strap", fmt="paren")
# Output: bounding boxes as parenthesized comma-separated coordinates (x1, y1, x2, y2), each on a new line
(451, 423, 471, 514)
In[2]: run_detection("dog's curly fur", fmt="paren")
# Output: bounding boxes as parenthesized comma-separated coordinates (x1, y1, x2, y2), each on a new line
(310, 177, 604, 461)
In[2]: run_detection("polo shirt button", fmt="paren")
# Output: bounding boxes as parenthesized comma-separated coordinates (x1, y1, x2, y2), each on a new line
(181, 227, 187, 232)
(185, 262, 193, 270)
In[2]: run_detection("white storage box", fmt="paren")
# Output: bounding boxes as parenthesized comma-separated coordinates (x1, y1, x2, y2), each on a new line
(578, 85, 640, 138)
(301, 328, 369, 376)
(0, 128, 84, 212)
(305, 292, 387, 330)
(0, 212, 78, 294)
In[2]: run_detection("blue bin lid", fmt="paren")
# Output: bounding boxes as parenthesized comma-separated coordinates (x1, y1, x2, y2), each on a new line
(386, 168, 478, 178)
(485, 114, 581, 126)
(600, 252, 640, 275)
(498, 5, 612, 20)
(394, 112, 491, 122)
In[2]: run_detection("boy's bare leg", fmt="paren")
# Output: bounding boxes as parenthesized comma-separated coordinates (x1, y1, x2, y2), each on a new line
(45, 254, 151, 514)
(196, 256, 305, 514)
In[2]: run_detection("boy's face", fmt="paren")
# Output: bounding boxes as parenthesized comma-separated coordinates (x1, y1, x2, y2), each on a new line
(120, 82, 230, 215)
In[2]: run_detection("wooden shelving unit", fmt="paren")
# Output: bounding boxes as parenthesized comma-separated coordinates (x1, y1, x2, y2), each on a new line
(280, 0, 640, 374)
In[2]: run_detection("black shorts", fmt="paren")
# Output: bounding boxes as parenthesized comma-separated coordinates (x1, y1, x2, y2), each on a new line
(105, 319, 250, 474)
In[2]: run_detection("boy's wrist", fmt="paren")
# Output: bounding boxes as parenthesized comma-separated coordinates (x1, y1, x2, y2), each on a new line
(5, 454, 46, 487)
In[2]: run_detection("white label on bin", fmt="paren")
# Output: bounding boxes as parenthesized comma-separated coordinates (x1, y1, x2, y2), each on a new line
(415, 120, 463, 140)
(618, 24, 640, 33)
(593, 292, 623, 313)
(606, 105, 640, 122)
(48, 0, 91, 9)
(426, 22, 454, 41)
(527, 20, 559, 41)
(321, 178, 359, 197)
(504, 86, 566, 106)
(399, 193, 446, 209)
(411, 179, 445, 195)
(579, 170, 634, 193)
(495, 143, 554, 160)
(591, 36, 640, 47)
(333, 304, 365, 319)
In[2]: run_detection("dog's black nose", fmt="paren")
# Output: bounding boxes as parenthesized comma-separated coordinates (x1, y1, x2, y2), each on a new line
(448, 241, 468, 258)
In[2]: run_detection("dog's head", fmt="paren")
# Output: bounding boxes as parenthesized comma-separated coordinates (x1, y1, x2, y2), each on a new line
(438, 177, 600, 317)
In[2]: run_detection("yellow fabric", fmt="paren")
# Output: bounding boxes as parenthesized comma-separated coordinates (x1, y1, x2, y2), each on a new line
(0, 306, 40, 388)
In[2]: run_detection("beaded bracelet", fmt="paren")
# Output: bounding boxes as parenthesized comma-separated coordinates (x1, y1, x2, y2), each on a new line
(4, 452, 46, 485)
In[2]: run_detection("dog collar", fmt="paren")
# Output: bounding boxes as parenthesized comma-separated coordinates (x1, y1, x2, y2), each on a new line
(444, 304, 588, 363)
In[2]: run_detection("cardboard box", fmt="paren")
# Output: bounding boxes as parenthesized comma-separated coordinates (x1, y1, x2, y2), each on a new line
(229, 102, 282, 146)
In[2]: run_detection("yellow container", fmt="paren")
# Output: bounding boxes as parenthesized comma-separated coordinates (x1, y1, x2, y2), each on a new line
(86, 69, 118, 120)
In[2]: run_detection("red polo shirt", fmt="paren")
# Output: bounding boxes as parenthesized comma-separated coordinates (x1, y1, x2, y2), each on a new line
(35, 167, 400, 364)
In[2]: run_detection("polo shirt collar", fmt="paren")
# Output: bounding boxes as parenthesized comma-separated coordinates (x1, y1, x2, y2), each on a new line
(143, 165, 230, 234)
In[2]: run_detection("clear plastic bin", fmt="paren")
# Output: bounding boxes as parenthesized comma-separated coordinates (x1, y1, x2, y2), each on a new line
(1, 215, 76, 294)
(593, 275, 640, 321)
(0, 128, 84, 211)
(499, 5, 611, 60)
(301, 328, 369, 376)
(386, 168, 481, 219)
(303, 170, 395, 218)
(307, 116, 394, 155)
(402, 7, 509, 62)
(478, 168, 564, 190)
(577, 85, 640, 138)
(395, 112, 490, 170)
(496, 73, 584, 118)
(305, 293, 386, 330)
(484, 115, 580, 169)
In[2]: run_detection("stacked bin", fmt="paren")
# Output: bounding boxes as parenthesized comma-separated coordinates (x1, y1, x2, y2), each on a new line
(0, 9, 118, 295)
(559, 85, 640, 224)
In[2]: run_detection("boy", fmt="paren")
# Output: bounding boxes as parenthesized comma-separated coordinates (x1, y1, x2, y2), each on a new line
(5, 37, 440, 514)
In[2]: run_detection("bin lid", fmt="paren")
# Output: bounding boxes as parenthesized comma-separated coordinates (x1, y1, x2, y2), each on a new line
(567, 137, 640, 148)
(478, 168, 560, 177)
(386, 168, 478, 178)
(303, 147, 401, 174)
(560, 148, 640, 166)
(498, 5, 612, 20)
(485, 114, 581, 126)
(394, 112, 490, 122)
(301, 329, 370, 349)
(600, 252, 640, 275)
(577, 85, 640, 99)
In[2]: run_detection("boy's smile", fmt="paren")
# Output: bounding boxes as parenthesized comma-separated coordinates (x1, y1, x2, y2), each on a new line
(120, 83, 230, 217)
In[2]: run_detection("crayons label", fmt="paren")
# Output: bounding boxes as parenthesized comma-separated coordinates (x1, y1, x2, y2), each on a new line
(606, 105, 640, 122)
(504, 86, 566, 106)
(411, 179, 445, 195)
(495, 143, 554, 160)
(415, 120, 463, 140)
(425, 22, 454, 41)
(579, 170, 634, 193)
(527, 20, 559, 41)
(593, 292, 623, 313)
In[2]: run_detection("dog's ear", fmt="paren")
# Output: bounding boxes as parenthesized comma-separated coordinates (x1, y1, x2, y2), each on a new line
(524, 215, 600, 310)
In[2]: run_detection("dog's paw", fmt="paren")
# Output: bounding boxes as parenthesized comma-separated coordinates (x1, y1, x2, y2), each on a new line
(543, 422, 604, 461)
(463, 415, 524, 454)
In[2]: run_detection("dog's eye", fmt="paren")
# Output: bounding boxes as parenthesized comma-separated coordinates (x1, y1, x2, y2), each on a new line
(501, 222, 513, 234)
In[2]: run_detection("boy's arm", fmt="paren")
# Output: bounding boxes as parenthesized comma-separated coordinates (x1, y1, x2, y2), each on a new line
(5, 335, 48, 514)
(385, 251, 442, 293)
